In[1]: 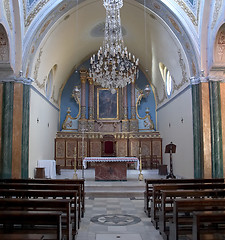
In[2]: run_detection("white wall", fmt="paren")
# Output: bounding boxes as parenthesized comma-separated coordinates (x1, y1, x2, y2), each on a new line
(157, 87, 194, 178)
(29, 88, 59, 178)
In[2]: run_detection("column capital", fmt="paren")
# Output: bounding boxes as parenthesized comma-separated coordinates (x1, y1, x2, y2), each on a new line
(0, 71, 33, 85)
(88, 77, 93, 85)
(80, 70, 87, 83)
(208, 75, 225, 82)
(190, 75, 209, 85)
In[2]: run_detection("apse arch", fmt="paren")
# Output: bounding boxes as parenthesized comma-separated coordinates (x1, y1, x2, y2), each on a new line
(23, 0, 199, 110)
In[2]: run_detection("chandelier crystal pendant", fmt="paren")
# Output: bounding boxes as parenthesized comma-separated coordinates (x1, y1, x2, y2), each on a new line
(89, 0, 139, 92)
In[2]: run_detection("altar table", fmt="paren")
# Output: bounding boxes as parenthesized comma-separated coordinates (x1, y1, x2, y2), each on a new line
(37, 160, 56, 179)
(83, 157, 139, 181)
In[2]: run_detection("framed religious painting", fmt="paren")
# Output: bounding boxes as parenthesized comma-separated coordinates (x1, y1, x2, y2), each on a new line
(97, 88, 119, 120)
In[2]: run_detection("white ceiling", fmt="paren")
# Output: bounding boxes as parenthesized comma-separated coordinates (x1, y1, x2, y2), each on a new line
(28, 0, 193, 106)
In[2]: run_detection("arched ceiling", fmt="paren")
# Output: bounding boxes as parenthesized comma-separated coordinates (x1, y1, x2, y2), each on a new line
(23, 0, 198, 107)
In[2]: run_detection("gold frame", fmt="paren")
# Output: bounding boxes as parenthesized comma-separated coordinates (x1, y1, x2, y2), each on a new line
(97, 88, 119, 120)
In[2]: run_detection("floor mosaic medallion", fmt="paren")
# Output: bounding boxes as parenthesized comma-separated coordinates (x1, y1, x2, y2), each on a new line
(90, 214, 141, 226)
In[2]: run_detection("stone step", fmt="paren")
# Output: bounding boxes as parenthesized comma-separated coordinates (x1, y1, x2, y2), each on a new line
(86, 191, 144, 198)
(85, 185, 144, 198)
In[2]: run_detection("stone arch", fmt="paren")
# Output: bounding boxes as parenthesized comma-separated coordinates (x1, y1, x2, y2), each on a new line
(0, 24, 9, 63)
(213, 23, 225, 66)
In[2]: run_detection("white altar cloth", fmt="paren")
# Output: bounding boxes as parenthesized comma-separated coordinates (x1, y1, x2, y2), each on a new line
(83, 157, 139, 170)
(37, 160, 56, 179)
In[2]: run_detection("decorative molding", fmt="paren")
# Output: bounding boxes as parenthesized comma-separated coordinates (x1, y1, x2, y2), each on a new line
(25, 0, 50, 28)
(56, 131, 161, 139)
(33, 48, 46, 90)
(51, 85, 59, 105)
(3, 0, 13, 30)
(190, 76, 200, 85)
(208, 75, 225, 82)
(173, 0, 199, 26)
(22, 0, 27, 24)
(211, 0, 223, 29)
(174, 49, 189, 90)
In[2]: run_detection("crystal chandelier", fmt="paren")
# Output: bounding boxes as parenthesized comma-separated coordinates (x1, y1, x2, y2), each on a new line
(89, 0, 139, 91)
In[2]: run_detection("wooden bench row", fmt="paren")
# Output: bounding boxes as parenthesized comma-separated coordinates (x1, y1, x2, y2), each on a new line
(144, 178, 225, 240)
(169, 198, 225, 240)
(0, 178, 85, 240)
(0, 178, 85, 217)
(159, 189, 225, 240)
(192, 210, 225, 240)
(144, 178, 224, 217)
(151, 182, 225, 228)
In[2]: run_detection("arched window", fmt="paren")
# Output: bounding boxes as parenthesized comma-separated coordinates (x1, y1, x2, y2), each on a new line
(46, 64, 57, 100)
(159, 62, 172, 97)
(0, 24, 9, 62)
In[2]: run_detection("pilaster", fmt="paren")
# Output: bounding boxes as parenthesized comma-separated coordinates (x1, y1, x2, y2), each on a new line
(209, 77, 223, 178)
(1, 81, 14, 178)
(190, 76, 203, 178)
(0, 73, 31, 179)
(21, 83, 30, 178)
(78, 70, 88, 132)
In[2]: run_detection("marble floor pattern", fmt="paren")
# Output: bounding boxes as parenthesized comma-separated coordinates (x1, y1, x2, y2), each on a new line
(58, 169, 164, 240)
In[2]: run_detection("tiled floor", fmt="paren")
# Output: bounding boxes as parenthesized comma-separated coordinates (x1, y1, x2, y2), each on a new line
(58, 169, 164, 240)
(76, 197, 163, 240)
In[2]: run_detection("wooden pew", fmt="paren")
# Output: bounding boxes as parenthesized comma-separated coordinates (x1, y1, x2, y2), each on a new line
(0, 182, 81, 227)
(151, 183, 225, 229)
(0, 178, 85, 218)
(0, 198, 72, 240)
(169, 198, 225, 240)
(158, 189, 225, 240)
(0, 189, 78, 237)
(192, 210, 225, 240)
(0, 210, 63, 240)
(144, 178, 224, 217)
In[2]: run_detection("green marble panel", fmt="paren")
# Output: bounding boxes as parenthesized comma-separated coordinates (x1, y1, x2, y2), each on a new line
(0, 82, 14, 178)
(192, 84, 203, 178)
(21, 84, 30, 179)
(209, 81, 223, 178)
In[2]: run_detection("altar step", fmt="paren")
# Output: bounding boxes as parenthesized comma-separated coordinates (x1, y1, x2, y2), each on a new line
(85, 184, 145, 198)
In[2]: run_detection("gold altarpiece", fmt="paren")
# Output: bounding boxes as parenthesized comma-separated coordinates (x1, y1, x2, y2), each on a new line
(55, 69, 162, 169)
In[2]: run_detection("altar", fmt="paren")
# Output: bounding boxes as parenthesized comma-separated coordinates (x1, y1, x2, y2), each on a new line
(83, 157, 139, 181)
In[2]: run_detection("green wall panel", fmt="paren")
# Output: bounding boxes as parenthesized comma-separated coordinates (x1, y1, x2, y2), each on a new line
(0, 82, 14, 178)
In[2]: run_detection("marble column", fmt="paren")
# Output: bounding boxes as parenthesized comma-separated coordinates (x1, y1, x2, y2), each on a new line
(190, 77, 203, 178)
(80, 70, 87, 119)
(0, 76, 31, 179)
(209, 78, 223, 178)
(131, 82, 136, 119)
(200, 80, 212, 178)
(129, 81, 138, 132)
(21, 83, 30, 178)
(1, 81, 14, 178)
(88, 77, 95, 131)
(122, 86, 129, 132)
(220, 81, 225, 177)
(78, 70, 88, 131)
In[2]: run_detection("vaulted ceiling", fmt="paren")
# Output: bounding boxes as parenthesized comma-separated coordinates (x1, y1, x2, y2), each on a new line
(20, 0, 200, 107)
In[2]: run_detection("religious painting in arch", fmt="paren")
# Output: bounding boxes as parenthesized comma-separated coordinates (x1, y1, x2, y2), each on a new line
(97, 88, 119, 120)
(214, 24, 225, 65)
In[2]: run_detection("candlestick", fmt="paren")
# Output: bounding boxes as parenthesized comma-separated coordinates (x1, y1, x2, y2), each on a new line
(73, 146, 78, 179)
(138, 146, 143, 181)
